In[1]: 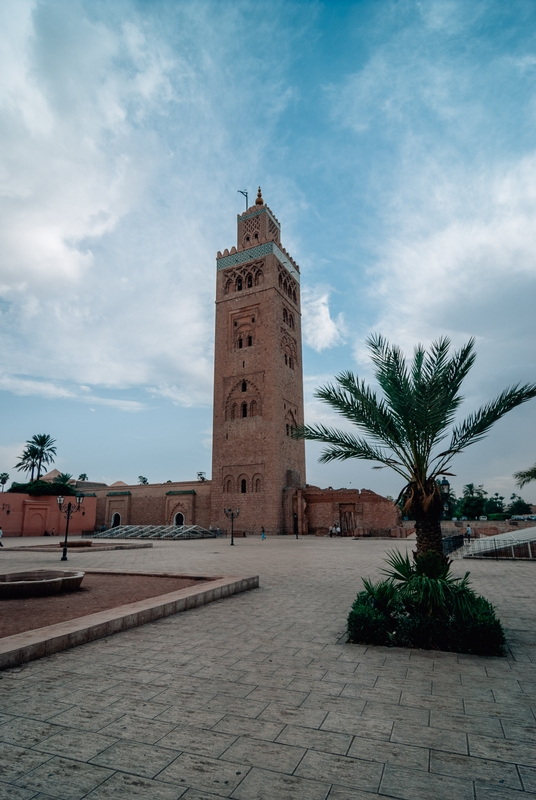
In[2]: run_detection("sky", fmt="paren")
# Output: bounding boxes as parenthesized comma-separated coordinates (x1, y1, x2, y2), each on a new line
(1, 0, 535, 503)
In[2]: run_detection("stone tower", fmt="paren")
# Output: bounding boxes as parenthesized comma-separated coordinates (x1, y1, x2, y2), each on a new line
(210, 188, 306, 534)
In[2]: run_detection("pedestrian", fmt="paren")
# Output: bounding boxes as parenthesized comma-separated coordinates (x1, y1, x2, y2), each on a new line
(261, 527, 266, 541)
(336, 524, 341, 537)
(465, 525, 472, 543)
(0, 525, 3, 547)
(52, 527, 56, 536)
(329, 526, 333, 538)
(216, 527, 221, 538)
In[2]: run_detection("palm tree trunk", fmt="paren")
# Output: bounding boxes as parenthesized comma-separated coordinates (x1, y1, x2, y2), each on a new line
(414, 513, 443, 558)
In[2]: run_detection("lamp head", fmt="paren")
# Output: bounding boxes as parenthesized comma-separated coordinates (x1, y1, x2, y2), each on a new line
(57, 495, 64, 505)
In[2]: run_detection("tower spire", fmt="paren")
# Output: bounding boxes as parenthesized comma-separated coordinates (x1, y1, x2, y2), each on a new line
(255, 186, 264, 206)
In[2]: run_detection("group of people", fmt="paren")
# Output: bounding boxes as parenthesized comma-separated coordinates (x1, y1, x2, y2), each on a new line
(328, 524, 342, 537)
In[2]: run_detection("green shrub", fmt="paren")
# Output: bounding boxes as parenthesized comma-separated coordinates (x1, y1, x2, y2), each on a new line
(447, 596, 505, 656)
(7, 480, 77, 497)
(347, 595, 391, 646)
(347, 552, 505, 656)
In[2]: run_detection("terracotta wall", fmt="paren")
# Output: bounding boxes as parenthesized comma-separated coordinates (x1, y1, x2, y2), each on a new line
(0, 494, 97, 537)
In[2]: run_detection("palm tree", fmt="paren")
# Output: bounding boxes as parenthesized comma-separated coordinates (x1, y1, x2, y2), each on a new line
(0, 473, 9, 492)
(53, 472, 74, 485)
(26, 434, 57, 480)
(295, 335, 536, 557)
(138, 476, 149, 485)
(78, 473, 88, 481)
(14, 444, 40, 481)
(514, 463, 536, 489)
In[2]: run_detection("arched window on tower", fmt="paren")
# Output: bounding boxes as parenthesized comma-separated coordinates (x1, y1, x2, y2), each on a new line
(231, 403, 237, 420)
(289, 314, 294, 329)
(225, 478, 232, 493)
(241, 402, 248, 418)
(247, 335, 252, 347)
(237, 277, 243, 291)
(241, 380, 247, 392)
(254, 476, 262, 493)
(238, 338, 243, 349)
(241, 478, 247, 493)
(279, 274, 283, 287)
(247, 274, 253, 288)
(293, 289, 297, 303)
(284, 354, 288, 365)
(250, 399, 257, 416)
(283, 308, 288, 323)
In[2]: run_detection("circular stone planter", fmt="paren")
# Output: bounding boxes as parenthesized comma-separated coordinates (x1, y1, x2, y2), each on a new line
(0, 570, 85, 599)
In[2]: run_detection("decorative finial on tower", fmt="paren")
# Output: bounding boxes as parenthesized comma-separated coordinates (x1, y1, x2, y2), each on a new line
(255, 186, 264, 206)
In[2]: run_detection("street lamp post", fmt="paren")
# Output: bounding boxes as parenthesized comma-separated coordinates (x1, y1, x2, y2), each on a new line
(224, 508, 240, 546)
(439, 478, 451, 517)
(57, 493, 84, 561)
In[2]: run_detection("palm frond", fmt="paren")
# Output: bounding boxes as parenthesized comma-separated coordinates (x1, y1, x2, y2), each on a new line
(435, 383, 536, 473)
(293, 424, 410, 478)
(514, 463, 536, 489)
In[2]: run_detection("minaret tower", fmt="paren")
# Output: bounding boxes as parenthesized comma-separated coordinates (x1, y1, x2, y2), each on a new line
(210, 188, 306, 534)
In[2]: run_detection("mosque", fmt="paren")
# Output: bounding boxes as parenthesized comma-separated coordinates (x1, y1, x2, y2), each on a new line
(92, 190, 402, 537)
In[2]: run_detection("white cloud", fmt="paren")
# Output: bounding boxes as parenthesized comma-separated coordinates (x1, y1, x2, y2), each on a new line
(0, 374, 144, 411)
(0, 0, 298, 401)
(301, 287, 345, 352)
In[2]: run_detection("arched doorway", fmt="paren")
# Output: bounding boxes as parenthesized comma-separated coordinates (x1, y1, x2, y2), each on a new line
(111, 513, 121, 528)
(174, 512, 184, 526)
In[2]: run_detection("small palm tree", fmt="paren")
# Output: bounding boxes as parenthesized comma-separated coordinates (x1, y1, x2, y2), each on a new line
(14, 444, 40, 481)
(78, 473, 88, 481)
(295, 335, 536, 556)
(514, 463, 536, 489)
(53, 472, 74, 485)
(0, 473, 9, 492)
(138, 476, 149, 485)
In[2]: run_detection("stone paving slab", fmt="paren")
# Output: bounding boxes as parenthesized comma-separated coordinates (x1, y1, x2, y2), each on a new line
(0, 572, 259, 670)
(0, 536, 535, 798)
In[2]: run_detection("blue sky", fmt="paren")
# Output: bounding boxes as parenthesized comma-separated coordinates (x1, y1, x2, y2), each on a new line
(1, 0, 535, 502)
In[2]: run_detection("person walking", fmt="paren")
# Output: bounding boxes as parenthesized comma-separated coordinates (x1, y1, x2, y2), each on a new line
(465, 525, 472, 544)
(261, 527, 266, 541)
(329, 526, 333, 538)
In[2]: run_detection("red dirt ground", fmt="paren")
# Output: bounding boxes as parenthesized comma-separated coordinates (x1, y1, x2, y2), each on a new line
(0, 572, 211, 638)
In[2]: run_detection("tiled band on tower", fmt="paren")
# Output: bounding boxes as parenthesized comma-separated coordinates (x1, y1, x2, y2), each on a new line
(210, 188, 306, 535)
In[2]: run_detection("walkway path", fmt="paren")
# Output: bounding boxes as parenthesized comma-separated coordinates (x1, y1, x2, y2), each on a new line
(0, 536, 535, 799)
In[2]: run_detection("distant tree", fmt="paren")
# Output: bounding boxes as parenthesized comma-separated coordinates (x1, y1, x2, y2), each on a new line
(484, 493, 505, 515)
(26, 434, 57, 480)
(0, 473, 9, 492)
(53, 473, 74, 485)
(514, 463, 536, 489)
(456, 484, 487, 519)
(507, 493, 531, 516)
(78, 473, 88, 481)
(138, 476, 149, 485)
(14, 444, 40, 481)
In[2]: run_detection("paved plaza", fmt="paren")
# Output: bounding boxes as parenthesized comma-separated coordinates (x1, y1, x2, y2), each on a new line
(0, 536, 535, 799)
